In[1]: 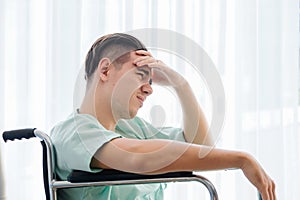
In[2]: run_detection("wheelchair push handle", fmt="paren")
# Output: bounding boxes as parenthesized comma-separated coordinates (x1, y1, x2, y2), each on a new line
(2, 128, 37, 142)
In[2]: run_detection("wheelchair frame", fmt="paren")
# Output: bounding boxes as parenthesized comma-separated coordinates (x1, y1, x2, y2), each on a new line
(3, 128, 220, 200)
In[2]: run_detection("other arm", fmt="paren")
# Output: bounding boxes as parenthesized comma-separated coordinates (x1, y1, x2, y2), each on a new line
(91, 138, 275, 200)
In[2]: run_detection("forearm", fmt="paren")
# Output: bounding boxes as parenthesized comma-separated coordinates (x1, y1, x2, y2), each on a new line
(148, 142, 246, 174)
(174, 81, 212, 145)
(92, 138, 246, 174)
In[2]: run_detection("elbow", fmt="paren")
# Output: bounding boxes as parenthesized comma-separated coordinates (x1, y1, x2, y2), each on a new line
(98, 138, 177, 174)
(125, 153, 159, 174)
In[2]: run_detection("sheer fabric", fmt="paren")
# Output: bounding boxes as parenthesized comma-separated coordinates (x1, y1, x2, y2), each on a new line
(0, 0, 299, 199)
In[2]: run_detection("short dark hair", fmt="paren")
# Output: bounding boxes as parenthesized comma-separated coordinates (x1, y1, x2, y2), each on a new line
(85, 33, 147, 81)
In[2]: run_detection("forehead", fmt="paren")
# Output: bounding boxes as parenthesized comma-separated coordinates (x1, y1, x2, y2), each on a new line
(123, 51, 151, 71)
(129, 51, 141, 61)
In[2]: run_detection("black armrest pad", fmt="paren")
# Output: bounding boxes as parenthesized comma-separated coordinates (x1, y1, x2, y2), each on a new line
(68, 169, 193, 183)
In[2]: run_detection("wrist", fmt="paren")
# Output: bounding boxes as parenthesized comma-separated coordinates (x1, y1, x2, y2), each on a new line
(238, 151, 254, 170)
(173, 78, 189, 92)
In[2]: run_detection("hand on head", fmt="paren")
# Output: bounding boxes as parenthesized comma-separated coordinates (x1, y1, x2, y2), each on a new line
(133, 50, 186, 87)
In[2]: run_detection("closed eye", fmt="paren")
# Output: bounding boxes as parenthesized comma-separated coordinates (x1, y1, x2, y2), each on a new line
(135, 66, 151, 84)
(136, 72, 145, 79)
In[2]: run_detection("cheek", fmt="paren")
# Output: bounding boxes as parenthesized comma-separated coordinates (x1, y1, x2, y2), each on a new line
(111, 76, 140, 103)
(114, 73, 141, 93)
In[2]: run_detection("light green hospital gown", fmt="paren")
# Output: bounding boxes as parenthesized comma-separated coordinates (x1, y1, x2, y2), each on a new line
(50, 111, 185, 200)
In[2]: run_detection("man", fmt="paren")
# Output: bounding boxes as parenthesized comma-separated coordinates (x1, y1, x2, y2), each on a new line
(51, 33, 276, 200)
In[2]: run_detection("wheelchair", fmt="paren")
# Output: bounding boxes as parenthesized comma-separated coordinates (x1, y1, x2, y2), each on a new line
(2, 128, 261, 200)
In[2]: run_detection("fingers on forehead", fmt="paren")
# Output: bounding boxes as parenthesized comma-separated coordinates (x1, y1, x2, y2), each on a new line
(135, 50, 152, 56)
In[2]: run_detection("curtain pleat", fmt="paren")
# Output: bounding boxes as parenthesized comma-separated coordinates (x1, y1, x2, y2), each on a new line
(0, 0, 299, 199)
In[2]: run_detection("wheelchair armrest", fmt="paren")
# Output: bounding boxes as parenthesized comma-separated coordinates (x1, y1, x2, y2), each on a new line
(66, 170, 219, 200)
(67, 169, 194, 183)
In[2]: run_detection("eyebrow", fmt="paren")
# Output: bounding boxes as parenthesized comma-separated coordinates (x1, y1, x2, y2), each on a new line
(136, 66, 150, 76)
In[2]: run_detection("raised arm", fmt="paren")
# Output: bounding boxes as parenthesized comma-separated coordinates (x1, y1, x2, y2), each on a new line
(173, 79, 212, 145)
(133, 50, 212, 145)
(91, 138, 275, 200)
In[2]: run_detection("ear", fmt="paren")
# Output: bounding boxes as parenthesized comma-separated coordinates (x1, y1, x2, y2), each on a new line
(97, 58, 111, 82)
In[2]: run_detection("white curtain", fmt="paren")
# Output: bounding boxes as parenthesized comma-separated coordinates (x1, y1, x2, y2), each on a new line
(0, 0, 299, 199)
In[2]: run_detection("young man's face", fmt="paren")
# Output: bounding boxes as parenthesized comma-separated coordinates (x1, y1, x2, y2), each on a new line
(110, 51, 153, 120)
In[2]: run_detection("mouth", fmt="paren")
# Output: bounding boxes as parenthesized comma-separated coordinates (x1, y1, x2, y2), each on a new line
(136, 95, 145, 107)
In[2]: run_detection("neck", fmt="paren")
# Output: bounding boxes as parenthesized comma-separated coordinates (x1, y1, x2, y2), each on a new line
(79, 85, 117, 131)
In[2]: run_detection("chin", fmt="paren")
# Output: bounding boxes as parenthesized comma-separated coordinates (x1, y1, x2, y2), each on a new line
(117, 109, 138, 120)
(128, 108, 139, 118)
(129, 111, 138, 118)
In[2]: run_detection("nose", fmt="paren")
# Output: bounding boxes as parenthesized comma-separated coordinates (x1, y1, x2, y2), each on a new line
(141, 82, 153, 96)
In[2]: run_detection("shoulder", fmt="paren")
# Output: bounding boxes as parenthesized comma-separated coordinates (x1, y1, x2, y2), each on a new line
(50, 111, 119, 144)
(51, 112, 99, 135)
